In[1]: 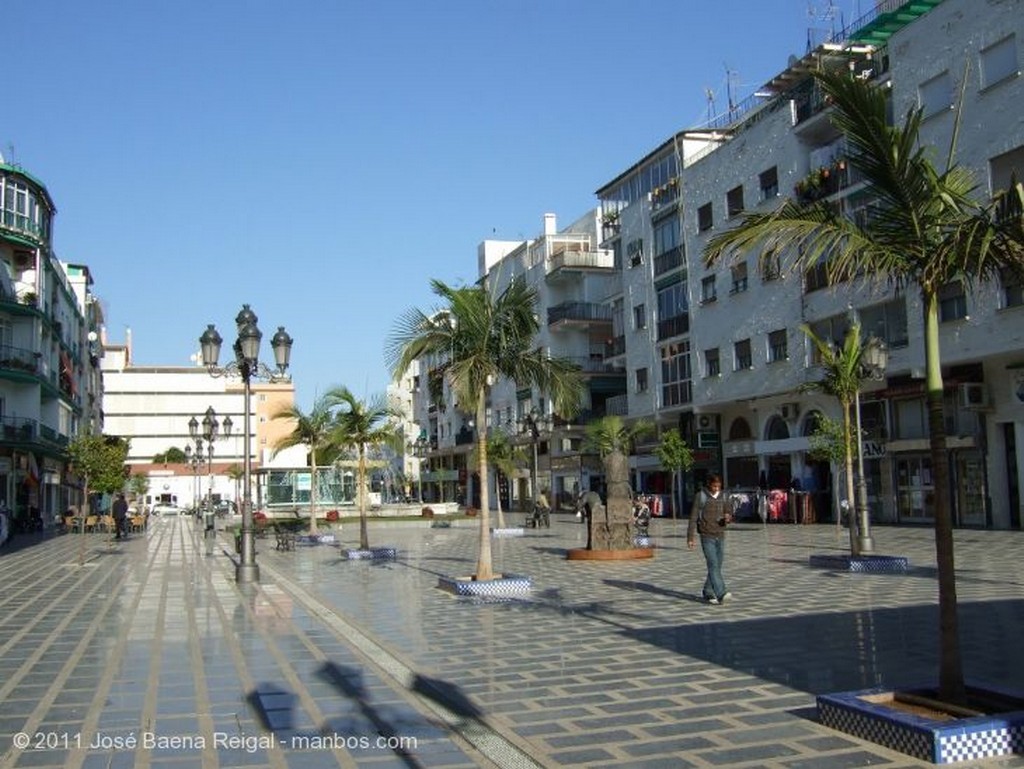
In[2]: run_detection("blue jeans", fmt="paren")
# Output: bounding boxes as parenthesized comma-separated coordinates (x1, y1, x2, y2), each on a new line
(700, 536, 727, 600)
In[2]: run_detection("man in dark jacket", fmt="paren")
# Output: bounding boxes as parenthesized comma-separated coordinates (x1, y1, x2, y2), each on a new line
(112, 493, 129, 540)
(686, 474, 733, 604)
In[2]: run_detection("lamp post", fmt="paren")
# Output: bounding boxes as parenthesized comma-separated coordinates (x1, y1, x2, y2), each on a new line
(183, 443, 205, 513)
(518, 408, 552, 508)
(189, 408, 232, 515)
(854, 334, 888, 555)
(199, 305, 292, 585)
(412, 437, 429, 504)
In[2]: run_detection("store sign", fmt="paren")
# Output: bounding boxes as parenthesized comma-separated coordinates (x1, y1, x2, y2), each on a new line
(863, 440, 886, 458)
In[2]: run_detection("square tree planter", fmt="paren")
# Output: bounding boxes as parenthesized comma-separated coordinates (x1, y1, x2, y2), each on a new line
(818, 685, 1024, 764)
(437, 573, 532, 598)
(342, 547, 398, 561)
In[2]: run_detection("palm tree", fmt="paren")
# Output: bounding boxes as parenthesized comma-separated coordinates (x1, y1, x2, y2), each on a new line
(387, 278, 583, 581)
(799, 322, 867, 554)
(703, 69, 1024, 703)
(270, 393, 342, 534)
(328, 386, 402, 551)
(582, 415, 653, 550)
(225, 463, 244, 513)
(470, 431, 526, 529)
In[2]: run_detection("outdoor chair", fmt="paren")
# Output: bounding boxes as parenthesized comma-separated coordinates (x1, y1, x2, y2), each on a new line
(83, 515, 98, 532)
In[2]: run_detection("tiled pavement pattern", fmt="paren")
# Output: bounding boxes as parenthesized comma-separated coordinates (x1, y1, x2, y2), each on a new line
(1, 515, 1023, 769)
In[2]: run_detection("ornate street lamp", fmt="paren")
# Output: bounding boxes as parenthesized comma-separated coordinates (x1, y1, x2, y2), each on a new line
(854, 334, 888, 554)
(199, 305, 292, 584)
(518, 408, 553, 507)
(411, 436, 430, 504)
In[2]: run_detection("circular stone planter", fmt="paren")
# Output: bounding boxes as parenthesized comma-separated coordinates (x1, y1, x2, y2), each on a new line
(492, 527, 525, 537)
(437, 573, 532, 597)
(342, 547, 398, 561)
(566, 547, 655, 561)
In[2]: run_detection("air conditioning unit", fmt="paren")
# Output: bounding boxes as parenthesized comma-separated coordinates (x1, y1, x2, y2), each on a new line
(959, 383, 989, 409)
(780, 402, 800, 420)
(697, 414, 717, 430)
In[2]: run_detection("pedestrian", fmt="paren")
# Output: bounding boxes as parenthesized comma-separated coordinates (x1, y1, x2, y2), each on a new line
(687, 473, 733, 605)
(112, 493, 129, 540)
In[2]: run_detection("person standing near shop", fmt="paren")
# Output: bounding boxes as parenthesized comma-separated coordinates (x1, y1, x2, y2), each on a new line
(112, 493, 129, 540)
(687, 473, 733, 605)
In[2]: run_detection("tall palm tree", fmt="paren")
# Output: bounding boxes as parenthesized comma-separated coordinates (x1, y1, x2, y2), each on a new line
(799, 322, 867, 554)
(470, 431, 526, 530)
(387, 278, 583, 581)
(328, 386, 402, 551)
(225, 463, 244, 513)
(270, 393, 342, 534)
(704, 69, 1024, 703)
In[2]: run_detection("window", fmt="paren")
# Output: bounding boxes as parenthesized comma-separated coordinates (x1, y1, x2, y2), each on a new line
(697, 202, 714, 232)
(734, 338, 752, 370)
(859, 299, 909, 348)
(804, 257, 832, 293)
(726, 185, 745, 218)
(1001, 266, 1024, 308)
(627, 238, 644, 266)
(635, 367, 648, 393)
(939, 281, 967, 322)
(656, 280, 689, 340)
(730, 262, 748, 294)
(760, 250, 781, 281)
(652, 216, 680, 256)
(768, 329, 788, 363)
(990, 145, 1024, 194)
(701, 275, 717, 303)
(981, 34, 1019, 90)
(919, 71, 952, 118)
(633, 303, 647, 330)
(660, 342, 692, 407)
(759, 166, 779, 201)
(704, 348, 720, 377)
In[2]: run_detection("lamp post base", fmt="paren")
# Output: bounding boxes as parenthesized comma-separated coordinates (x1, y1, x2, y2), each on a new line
(856, 533, 875, 554)
(235, 562, 260, 584)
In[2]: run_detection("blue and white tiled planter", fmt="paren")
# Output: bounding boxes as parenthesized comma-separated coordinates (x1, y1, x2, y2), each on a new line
(818, 686, 1024, 764)
(437, 573, 532, 598)
(809, 553, 910, 573)
(342, 547, 398, 561)
(492, 527, 525, 537)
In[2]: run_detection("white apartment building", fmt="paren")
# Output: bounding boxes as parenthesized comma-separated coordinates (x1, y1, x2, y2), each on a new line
(0, 158, 102, 529)
(100, 331, 296, 510)
(596, 0, 1024, 528)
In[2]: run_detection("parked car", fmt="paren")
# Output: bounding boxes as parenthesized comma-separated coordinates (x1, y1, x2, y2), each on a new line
(151, 504, 182, 517)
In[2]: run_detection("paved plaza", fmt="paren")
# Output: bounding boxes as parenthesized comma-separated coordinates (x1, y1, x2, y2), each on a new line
(0, 513, 1023, 769)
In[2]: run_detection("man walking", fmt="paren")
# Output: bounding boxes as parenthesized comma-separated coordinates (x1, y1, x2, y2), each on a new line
(112, 493, 129, 540)
(687, 473, 733, 605)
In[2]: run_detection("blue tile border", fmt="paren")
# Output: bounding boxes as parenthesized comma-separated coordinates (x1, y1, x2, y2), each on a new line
(437, 573, 533, 597)
(817, 685, 1024, 763)
(492, 527, 525, 538)
(342, 547, 398, 560)
(809, 553, 910, 573)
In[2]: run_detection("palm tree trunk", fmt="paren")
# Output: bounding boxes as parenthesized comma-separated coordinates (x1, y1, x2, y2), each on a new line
(358, 445, 369, 550)
(474, 392, 494, 580)
(842, 402, 859, 555)
(924, 293, 965, 704)
(309, 450, 319, 534)
(494, 469, 506, 529)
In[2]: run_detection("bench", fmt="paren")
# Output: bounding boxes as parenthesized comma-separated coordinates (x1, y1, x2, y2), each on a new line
(275, 529, 296, 551)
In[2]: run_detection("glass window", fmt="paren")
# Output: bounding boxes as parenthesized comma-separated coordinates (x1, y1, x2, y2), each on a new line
(919, 71, 952, 118)
(859, 299, 909, 348)
(657, 282, 688, 320)
(980, 34, 1018, 89)
(652, 216, 680, 256)
(896, 455, 934, 520)
(704, 348, 720, 377)
(760, 250, 781, 281)
(660, 342, 692, 407)
(768, 329, 788, 363)
(697, 202, 713, 232)
(1001, 266, 1024, 308)
(939, 281, 967, 322)
(990, 144, 1024, 194)
(734, 338, 752, 370)
(893, 397, 927, 440)
(701, 275, 717, 303)
(727, 185, 745, 218)
(636, 367, 648, 393)
(730, 262, 748, 294)
(759, 166, 779, 201)
(633, 303, 647, 330)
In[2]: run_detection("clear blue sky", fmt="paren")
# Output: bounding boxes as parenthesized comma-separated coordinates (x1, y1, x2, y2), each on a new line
(6, 1, 856, 410)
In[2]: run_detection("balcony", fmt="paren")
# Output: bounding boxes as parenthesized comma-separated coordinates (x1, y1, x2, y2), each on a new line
(1, 417, 36, 445)
(606, 394, 629, 416)
(547, 302, 613, 329)
(653, 246, 684, 277)
(0, 345, 41, 377)
(605, 335, 626, 358)
(656, 313, 690, 341)
(563, 356, 626, 375)
(545, 248, 615, 281)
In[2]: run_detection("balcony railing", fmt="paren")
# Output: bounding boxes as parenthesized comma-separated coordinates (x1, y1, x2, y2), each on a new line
(563, 356, 626, 374)
(605, 335, 626, 358)
(546, 249, 615, 275)
(606, 394, 629, 416)
(0, 345, 40, 375)
(656, 313, 690, 341)
(547, 302, 613, 326)
(653, 246, 684, 277)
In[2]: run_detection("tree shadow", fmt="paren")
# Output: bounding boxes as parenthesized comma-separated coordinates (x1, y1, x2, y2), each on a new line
(602, 578, 702, 603)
